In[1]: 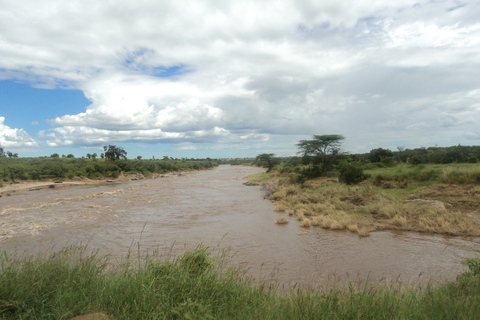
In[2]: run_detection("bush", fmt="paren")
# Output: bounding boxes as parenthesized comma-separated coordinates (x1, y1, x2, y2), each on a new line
(337, 160, 367, 185)
(296, 165, 324, 182)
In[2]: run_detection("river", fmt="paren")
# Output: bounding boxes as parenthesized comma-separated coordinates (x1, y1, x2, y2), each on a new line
(1, 165, 479, 288)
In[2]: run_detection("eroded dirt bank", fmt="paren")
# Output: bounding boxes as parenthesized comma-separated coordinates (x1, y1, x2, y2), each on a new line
(1, 165, 479, 287)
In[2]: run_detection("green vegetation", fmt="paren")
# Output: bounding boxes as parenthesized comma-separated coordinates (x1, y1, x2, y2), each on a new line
(296, 134, 345, 179)
(0, 156, 217, 183)
(103, 145, 127, 162)
(254, 153, 277, 172)
(1, 246, 479, 319)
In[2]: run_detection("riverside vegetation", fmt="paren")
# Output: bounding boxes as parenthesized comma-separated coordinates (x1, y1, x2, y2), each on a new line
(252, 135, 480, 237)
(1, 246, 480, 319)
(0, 151, 218, 188)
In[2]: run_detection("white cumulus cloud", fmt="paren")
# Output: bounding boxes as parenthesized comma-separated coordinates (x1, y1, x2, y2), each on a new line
(0, 117, 38, 148)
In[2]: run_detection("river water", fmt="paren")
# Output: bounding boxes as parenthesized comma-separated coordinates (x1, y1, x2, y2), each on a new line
(1, 165, 479, 288)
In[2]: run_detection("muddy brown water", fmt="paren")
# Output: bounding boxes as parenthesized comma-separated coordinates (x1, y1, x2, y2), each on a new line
(1, 165, 479, 287)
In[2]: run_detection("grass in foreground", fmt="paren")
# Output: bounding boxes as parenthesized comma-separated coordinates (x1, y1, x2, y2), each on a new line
(1, 247, 480, 319)
(248, 163, 480, 237)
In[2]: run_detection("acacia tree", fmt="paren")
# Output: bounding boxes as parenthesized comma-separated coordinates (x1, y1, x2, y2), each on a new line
(297, 134, 345, 175)
(103, 145, 127, 161)
(255, 153, 277, 172)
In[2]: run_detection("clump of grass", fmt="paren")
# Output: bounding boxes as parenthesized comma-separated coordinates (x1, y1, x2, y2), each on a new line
(391, 215, 408, 227)
(296, 211, 305, 221)
(274, 202, 287, 212)
(2, 246, 480, 319)
(275, 217, 289, 224)
(300, 218, 311, 228)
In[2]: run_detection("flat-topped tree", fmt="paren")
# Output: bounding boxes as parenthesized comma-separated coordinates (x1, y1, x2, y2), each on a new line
(297, 134, 345, 175)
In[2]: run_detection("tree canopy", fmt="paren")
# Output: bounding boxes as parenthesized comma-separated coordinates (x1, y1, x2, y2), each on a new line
(103, 145, 127, 161)
(255, 153, 277, 172)
(297, 134, 345, 175)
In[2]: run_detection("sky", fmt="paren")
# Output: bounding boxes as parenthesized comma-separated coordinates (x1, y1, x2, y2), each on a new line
(1, 0, 480, 159)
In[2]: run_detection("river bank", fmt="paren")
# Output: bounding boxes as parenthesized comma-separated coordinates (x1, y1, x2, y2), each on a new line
(247, 170, 480, 237)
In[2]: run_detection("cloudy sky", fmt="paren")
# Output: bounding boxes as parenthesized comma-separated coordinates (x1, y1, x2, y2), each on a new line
(1, 0, 479, 158)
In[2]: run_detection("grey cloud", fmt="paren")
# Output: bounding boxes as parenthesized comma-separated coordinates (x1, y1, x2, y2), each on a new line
(1, 0, 480, 153)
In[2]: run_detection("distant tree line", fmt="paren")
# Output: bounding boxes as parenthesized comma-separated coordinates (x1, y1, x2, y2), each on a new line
(361, 145, 480, 166)
(0, 145, 218, 183)
(252, 135, 480, 185)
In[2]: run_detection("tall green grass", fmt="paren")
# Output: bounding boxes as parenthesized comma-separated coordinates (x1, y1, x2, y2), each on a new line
(1, 246, 480, 319)
(366, 163, 480, 185)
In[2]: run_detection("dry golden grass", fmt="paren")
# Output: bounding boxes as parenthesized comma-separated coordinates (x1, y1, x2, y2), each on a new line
(296, 211, 305, 221)
(300, 218, 311, 228)
(275, 216, 289, 225)
(390, 215, 408, 227)
(249, 170, 480, 237)
(274, 202, 288, 212)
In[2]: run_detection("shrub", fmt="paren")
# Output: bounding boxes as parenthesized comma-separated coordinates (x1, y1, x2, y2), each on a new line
(337, 160, 367, 185)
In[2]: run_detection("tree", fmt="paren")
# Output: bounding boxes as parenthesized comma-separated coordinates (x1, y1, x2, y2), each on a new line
(66, 154, 75, 158)
(255, 153, 277, 172)
(297, 134, 345, 175)
(369, 148, 393, 163)
(0, 147, 4, 157)
(103, 145, 127, 161)
(50, 153, 60, 158)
